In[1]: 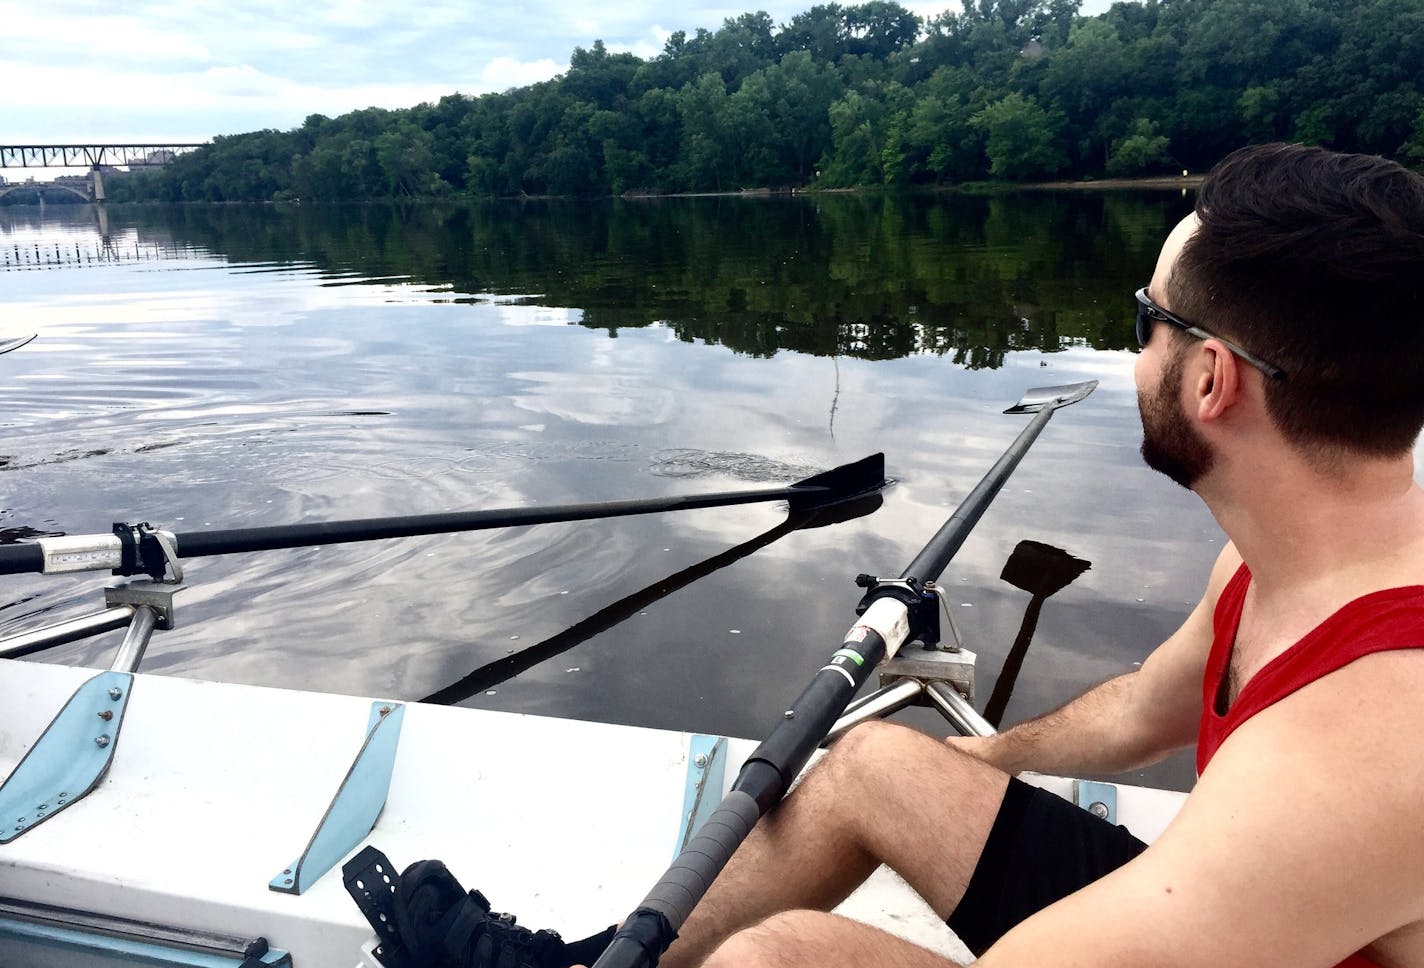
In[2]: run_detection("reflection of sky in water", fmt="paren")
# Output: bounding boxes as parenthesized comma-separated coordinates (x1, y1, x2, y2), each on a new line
(3, 204, 1419, 794)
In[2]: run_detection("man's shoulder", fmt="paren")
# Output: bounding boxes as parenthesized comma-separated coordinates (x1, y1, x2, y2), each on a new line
(1206, 646, 1424, 803)
(1145, 653, 1424, 963)
(1202, 541, 1244, 607)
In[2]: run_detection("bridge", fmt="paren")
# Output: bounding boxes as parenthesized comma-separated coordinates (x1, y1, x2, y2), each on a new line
(0, 144, 204, 170)
(0, 181, 92, 202)
(0, 143, 205, 202)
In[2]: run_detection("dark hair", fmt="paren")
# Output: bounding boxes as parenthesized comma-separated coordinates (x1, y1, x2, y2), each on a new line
(1168, 142, 1424, 457)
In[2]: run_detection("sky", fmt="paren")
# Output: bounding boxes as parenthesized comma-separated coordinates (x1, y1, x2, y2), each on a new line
(2, 0, 1112, 175)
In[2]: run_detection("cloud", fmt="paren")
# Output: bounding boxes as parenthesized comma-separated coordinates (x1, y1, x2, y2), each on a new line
(476, 57, 563, 93)
(1, 0, 1118, 152)
(608, 24, 674, 61)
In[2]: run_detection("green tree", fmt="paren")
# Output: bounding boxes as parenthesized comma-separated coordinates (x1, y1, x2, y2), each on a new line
(678, 72, 734, 190)
(1403, 103, 1424, 169)
(1106, 118, 1172, 176)
(823, 88, 891, 184)
(971, 92, 1065, 179)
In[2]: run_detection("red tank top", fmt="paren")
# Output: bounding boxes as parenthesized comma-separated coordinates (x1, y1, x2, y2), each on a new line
(1198, 564, 1424, 968)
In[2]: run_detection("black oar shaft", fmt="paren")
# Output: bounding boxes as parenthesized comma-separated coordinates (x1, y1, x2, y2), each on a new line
(0, 544, 42, 576)
(175, 487, 813, 558)
(597, 628, 892, 968)
(900, 403, 1055, 585)
(0, 454, 885, 576)
(593, 388, 1090, 968)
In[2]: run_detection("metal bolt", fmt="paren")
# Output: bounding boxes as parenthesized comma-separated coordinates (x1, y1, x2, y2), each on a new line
(94, 735, 110, 748)
(693, 753, 708, 768)
(1088, 801, 1110, 820)
(97, 710, 113, 721)
(284, 878, 293, 885)
(37, 804, 47, 811)
(108, 687, 123, 701)
(17, 817, 25, 823)
(379, 706, 391, 716)
(283, 869, 292, 875)
(57, 792, 67, 798)
(784, 710, 796, 719)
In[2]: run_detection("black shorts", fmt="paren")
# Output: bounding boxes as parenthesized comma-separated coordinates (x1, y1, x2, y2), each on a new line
(946, 776, 1149, 955)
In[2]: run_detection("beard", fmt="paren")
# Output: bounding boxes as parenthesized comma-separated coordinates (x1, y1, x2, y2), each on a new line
(1138, 349, 1215, 489)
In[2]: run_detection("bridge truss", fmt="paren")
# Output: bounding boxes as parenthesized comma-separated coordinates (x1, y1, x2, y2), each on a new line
(0, 144, 205, 169)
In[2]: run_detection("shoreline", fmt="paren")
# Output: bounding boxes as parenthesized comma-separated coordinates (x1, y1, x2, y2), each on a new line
(1021, 175, 1204, 190)
(621, 175, 1204, 201)
(17, 174, 1208, 209)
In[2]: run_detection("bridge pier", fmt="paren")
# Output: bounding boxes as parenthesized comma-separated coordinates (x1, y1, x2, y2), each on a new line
(90, 165, 106, 204)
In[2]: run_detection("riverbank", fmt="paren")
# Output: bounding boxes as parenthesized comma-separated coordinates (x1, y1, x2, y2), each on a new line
(1022, 175, 1204, 190)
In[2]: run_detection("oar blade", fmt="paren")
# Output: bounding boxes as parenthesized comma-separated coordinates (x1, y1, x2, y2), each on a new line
(786, 453, 887, 511)
(999, 539, 1091, 598)
(0, 335, 36, 356)
(1004, 380, 1097, 414)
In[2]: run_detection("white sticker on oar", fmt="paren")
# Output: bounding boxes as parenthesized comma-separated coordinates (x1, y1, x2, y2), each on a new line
(853, 598, 912, 660)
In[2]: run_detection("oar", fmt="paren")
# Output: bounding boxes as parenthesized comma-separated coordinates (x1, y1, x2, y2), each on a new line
(0, 335, 35, 355)
(982, 540, 1091, 727)
(421, 492, 884, 705)
(0, 454, 887, 579)
(592, 380, 1097, 968)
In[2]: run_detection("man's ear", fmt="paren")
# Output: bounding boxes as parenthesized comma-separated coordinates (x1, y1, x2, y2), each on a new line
(1195, 340, 1241, 423)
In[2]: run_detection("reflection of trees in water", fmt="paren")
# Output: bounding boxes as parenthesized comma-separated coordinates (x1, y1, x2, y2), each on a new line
(117, 191, 1187, 366)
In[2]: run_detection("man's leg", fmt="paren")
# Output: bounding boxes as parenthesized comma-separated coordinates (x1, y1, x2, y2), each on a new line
(659, 720, 1009, 968)
(703, 911, 961, 968)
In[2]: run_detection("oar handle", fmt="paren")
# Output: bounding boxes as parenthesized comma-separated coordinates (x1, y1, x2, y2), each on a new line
(641, 791, 760, 926)
(593, 608, 901, 968)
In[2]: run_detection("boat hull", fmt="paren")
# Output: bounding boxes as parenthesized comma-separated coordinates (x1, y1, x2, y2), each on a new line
(0, 659, 1185, 965)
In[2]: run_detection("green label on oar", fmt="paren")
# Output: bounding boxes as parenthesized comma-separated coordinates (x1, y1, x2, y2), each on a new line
(831, 648, 865, 666)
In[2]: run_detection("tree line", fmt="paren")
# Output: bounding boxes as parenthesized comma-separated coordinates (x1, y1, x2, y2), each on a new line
(107, 0, 1424, 203)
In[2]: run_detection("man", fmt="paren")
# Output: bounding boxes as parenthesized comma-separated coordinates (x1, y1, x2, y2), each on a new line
(650, 144, 1424, 967)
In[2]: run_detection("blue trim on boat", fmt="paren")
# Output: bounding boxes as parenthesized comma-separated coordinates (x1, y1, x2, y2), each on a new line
(0, 670, 132, 843)
(676, 734, 726, 856)
(271, 701, 405, 895)
(0, 914, 291, 966)
(1074, 779, 1118, 824)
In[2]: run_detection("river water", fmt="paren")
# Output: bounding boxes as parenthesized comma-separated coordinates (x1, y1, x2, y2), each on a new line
(1, 192, 1248, 790)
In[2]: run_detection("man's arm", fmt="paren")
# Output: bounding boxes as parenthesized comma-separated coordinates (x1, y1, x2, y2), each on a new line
(951, 542, 1242, 777)
(973, 647, 1424, 967)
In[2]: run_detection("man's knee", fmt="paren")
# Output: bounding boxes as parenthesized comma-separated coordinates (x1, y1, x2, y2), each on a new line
(830, 720, 986, 783)
(818, 720, 1005, 834)
(703, 911, 822, 968)
(827, 719, 920, 769)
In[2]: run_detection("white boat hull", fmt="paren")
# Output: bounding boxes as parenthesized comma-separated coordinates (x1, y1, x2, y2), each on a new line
(0, 659, 1185, 965)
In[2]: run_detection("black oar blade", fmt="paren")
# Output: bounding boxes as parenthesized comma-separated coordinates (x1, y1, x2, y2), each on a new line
(797, 492, 884, 529)
(1003, 380, 1097, 414)
(0, 335, 36, 356)
(787, 453, 886, 511)
(999, 539, 1091, 599)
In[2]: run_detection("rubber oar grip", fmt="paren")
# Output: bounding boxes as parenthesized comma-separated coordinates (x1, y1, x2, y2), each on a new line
(594, 792, 762, 968)
(638, 791, 760, 929)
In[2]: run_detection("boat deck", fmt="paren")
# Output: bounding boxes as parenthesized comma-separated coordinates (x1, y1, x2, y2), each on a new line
(0, 659, 1186, 965)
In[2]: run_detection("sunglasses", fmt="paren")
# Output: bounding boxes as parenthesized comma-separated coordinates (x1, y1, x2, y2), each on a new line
(1134, 288, 1286, 381)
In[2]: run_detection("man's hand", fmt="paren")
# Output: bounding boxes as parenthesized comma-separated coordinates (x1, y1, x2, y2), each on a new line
(944, 733, 1000, 765)
(943, 543, 1243, 779)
